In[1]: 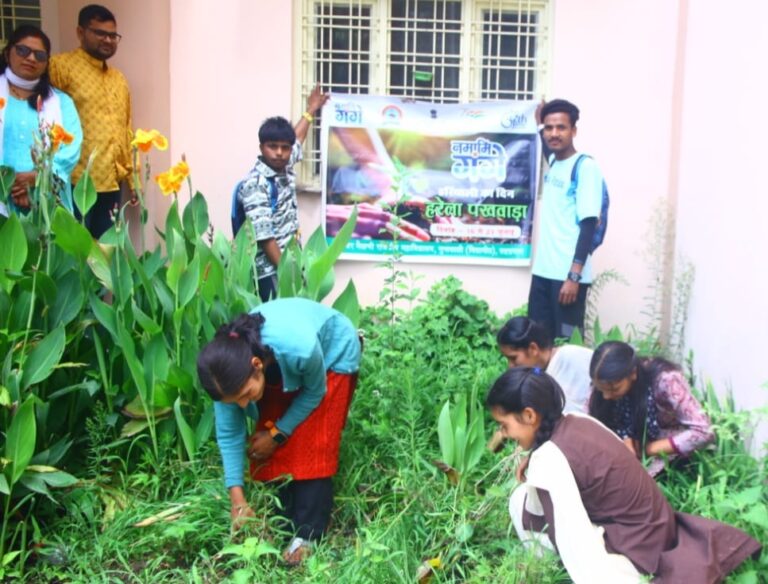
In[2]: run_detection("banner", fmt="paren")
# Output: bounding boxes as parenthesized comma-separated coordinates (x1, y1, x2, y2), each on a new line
(321, 95, 540, 265)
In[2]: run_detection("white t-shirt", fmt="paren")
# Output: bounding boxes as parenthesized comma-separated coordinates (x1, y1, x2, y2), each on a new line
(532, 153, 604, 283)
(547, 344, 594, 413)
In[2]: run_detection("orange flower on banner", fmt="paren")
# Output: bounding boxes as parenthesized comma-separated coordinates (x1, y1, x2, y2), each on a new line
(0, 97, 6, 109)
(154, 160, 190, 196)
(131, 128, 169, 153)
(50, 124, 75, 150)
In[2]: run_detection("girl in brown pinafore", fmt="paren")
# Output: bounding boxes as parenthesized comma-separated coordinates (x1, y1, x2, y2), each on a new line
(487, 367, 761, 584)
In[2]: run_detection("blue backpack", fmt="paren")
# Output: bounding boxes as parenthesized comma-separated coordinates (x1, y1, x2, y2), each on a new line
(550, 154, 610, 253)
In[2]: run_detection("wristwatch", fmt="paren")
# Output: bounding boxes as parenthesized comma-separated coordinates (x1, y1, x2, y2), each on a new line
(566, 271, 582, 283)
(269, 425, 288, 445)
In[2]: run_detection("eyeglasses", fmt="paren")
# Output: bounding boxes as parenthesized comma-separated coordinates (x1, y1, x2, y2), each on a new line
(14, 44, 48, 63)
(87, 27, 122, 42)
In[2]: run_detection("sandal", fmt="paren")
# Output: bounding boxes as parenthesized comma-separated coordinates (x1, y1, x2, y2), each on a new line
(283, 537, 313, 567)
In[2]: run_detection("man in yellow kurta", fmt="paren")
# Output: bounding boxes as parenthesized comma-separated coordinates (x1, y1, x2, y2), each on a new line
(50, 4, 131, 238)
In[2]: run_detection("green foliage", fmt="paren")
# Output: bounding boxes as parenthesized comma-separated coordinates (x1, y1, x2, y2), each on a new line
(276, 206, 360, 324)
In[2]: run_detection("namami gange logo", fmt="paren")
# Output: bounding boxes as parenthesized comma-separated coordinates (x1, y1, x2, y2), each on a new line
(381, 105, 403, 124)
(450, 137, 507, 183)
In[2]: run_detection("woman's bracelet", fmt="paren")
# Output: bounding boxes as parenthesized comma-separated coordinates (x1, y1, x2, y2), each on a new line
(302, 111, 314, 123)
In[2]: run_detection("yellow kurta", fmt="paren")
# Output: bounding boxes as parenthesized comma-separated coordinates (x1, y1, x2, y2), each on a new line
(49, 48, 132, 192)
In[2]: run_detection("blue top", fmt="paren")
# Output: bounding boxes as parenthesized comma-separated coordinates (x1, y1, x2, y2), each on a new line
(213, 298, 361, 488)
(532, 153, 603, 283)
(2, 90, 83, 213)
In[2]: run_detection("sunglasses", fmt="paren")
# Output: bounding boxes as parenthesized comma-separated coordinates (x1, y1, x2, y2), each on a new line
(14, 44, 48, 62)
(87, 27, 122, 42)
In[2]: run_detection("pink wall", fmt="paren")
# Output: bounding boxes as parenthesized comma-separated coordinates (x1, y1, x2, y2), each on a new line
(674, 1, 768, 439)
(168, 0, 296, 232)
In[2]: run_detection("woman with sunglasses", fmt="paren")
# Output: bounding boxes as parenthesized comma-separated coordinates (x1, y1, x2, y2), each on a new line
(0, 25, 82, 216)
(489, 367, 760, 583)
(588, 340, 714, 477)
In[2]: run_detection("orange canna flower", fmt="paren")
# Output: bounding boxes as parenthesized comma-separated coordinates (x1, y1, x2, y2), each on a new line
(0, 97, 5, 109)
(131, 128, 169, 153)
(50, 124, 75, 150)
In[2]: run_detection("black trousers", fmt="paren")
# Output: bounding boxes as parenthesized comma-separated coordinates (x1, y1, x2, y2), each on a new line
(528, 275, 590, 342)
(257, 274, 278, 303)
(73, 189, 121, 239)
(277, 478, 333, 541)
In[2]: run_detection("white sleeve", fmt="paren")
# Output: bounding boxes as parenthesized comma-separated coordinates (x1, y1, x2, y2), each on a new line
(527, 442, 642, 584)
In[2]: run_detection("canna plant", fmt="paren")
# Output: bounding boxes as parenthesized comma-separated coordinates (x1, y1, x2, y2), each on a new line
(0, 117, 361, 569)
(434, 382, 487, 489)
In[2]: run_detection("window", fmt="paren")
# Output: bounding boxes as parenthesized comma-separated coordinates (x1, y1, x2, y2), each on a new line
(0, 0, 41, 46)
(295, 0, 551, 182)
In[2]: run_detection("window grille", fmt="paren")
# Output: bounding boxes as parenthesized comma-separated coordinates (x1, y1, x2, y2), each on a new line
(295, 0, 551, 182)
(0, 0, 41, 46)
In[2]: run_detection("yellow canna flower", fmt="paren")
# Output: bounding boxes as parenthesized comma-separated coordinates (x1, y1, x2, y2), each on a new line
(154, 159, 191, 196)
(50, 123, 75, 151)
(173, 160, 190, 180)
(131, 128, 169, 153)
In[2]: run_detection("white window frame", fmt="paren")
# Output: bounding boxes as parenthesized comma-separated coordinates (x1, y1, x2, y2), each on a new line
(0, 0, 42, 47)
(293, 0, 551, 184)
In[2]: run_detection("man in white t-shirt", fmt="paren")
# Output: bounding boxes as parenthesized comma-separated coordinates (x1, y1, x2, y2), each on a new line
(530, 99, 605, 340)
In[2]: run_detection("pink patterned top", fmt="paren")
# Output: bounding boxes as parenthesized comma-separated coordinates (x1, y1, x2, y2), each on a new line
(652, 370, 714, 456)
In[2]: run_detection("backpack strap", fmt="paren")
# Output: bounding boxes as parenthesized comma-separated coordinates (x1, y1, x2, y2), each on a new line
(231, 180, 246, 236)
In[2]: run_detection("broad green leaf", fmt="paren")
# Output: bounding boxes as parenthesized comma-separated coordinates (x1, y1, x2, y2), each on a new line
(49, 271, 85, 327)
(178, 253, 201, 307)
(164, 200, 183, 254)
(0, 473, 8, 495)
(0, 213, 27, 293)
(454, 424, 467, 473)
(51, 207, 93, 259)
(568, 326, 584, 346)
(743, 504, 768, 530)
(117, 321, 147, 399)
(110, 247, 133, 307)
(437, 402, 454, 465)
(25, 467, 78, 488)
(0, 165, 16, 201)
(277, 238, 303, 298)
(73, 156, 98, 217)
(195, 403, 215, 449)
(87, 242, 114, 290)
(332, 280, 360, 327)
(182, 191, 210, 241)
(121, 419, 150, 437)
(21, 325, 65, 390)
(5, 397, 36, 485)
(306, 206, 358, 299)
(89, 293, 118, 339)
(122, 395, 172, 420)
(201, 254, 224, 303)
(132, 300, 162, 335)
(174, 397, 197, 461)
(166, 230, 187, 294)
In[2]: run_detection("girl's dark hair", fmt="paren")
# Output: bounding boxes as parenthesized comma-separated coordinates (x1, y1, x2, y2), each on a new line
(588, 341, 679, 445)
(0, 25, 53, 110)
(486, 367, 565, 450)
(496, 316, 553, 350)
(196, 313, 272, 400)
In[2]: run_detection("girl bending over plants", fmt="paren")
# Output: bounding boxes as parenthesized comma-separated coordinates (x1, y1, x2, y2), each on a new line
(197, 298, 361, 566)
(488, 368, 761, 583)
(588, 341, 714, 476)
